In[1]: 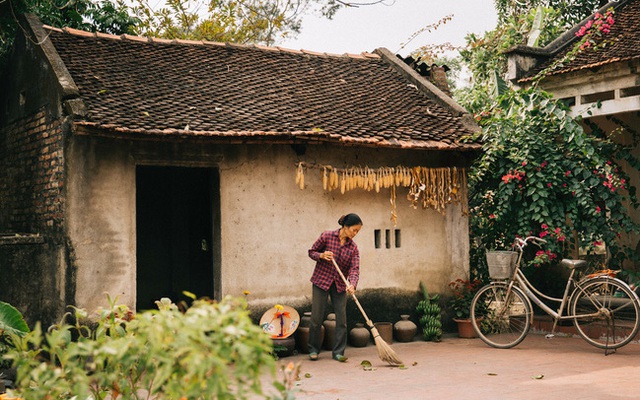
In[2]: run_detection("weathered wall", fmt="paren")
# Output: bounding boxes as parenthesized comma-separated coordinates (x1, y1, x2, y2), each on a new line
(0, 29, 71, 325)
(67, 136, 472, 314)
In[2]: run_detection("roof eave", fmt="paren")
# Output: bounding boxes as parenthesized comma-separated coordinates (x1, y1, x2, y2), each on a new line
(72, 123, 482, 152)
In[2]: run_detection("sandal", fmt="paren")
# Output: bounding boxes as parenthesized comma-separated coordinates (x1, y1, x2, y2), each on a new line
(333, 354, 348, 362)
(309, 352, 318, 361)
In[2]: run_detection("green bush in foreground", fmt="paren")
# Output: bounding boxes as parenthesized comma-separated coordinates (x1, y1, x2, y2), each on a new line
(6, 295, 276, 399)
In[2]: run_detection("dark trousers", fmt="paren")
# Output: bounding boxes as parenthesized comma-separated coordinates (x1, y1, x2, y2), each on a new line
(308, 283, 347, 357)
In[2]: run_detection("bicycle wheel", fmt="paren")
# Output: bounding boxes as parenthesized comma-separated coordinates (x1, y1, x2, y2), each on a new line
(471, 283, 532, 349)
(570, 277, 640, 350)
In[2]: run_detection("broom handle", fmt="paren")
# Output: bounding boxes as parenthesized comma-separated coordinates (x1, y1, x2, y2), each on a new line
(331, 259, 375, 329)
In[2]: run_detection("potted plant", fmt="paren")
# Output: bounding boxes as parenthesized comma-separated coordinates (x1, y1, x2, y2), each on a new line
(448, 278, 483, 338)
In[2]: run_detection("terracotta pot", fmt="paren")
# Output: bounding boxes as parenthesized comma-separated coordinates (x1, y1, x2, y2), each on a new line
(453, 318, 478, 338)
(323, 313, 336, 350)
(373, 322, 393, 343)
(349, 323, 370, 347)
(296, 312, 324, 353)
(394, 314, 417, 342)
(272, 336, 296, 357)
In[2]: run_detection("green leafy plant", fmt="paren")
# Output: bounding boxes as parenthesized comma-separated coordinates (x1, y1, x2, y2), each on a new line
(416, 281, 442, 341)
(448, 279, 483, 320)
(469, 87, 640, 275)
(0, 300, 29, 370)
(6, 295, 276, 399)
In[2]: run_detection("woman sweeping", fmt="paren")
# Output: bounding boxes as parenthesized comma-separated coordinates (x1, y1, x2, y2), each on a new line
(307, 213, 362, 362)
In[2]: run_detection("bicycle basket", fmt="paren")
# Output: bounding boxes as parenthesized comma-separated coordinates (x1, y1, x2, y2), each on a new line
(486, 251, 518, 280)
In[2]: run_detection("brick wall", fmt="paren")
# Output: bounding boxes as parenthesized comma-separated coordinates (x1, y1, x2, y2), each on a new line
(0, 107, 65, 237)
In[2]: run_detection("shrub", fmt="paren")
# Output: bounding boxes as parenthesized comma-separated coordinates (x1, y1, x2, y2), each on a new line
(6, 295, 275, 399)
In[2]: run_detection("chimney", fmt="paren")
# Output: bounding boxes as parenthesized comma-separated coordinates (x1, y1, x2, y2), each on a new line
(395, 55, 451, 95)
(428, 64, 451, 96)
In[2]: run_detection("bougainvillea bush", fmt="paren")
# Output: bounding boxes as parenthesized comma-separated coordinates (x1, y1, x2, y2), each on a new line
(469, 87, 640, 276)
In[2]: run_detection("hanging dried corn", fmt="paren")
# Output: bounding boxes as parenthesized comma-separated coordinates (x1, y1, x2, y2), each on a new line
(295, 162, 305, 190)
(294, 162, 469, 221)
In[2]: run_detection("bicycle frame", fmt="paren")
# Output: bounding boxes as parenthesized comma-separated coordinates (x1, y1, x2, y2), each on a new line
(503, 237, 588, 331)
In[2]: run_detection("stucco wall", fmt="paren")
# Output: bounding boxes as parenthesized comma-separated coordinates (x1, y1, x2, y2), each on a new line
(67, 136, 471, 312)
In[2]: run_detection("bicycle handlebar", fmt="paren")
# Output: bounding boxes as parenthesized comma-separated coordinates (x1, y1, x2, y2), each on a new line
(515, 236, 547, 249)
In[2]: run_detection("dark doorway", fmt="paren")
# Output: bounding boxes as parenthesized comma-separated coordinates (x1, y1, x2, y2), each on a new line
(136, 166, 219, 310)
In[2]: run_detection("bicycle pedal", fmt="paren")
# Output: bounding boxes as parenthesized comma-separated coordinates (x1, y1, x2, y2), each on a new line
(545, 334, 555, 339)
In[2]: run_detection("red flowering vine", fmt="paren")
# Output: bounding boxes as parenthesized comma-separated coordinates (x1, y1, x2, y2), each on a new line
(501, 169, 525, 184)
(575, 8, 615, 50)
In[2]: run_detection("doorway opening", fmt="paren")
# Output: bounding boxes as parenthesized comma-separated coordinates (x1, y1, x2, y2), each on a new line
(136, 165, 220, 310)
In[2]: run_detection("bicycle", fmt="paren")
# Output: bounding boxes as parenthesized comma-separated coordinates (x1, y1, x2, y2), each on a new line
(470, 236, 640, 354)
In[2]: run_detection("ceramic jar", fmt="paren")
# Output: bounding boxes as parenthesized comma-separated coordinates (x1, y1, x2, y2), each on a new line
(272, 336, 295, 357)
(296, 311, 325, 353)
(322, 313, 336, 350)
(394, 314, 418, 342)
(373, 321, 393, 343)
(349, 323, 370, 347)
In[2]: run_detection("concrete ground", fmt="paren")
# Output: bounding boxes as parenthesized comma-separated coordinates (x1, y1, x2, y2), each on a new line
(261, 332, 640, 400)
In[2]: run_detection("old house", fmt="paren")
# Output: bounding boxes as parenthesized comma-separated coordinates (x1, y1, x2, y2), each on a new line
(0, 14, 480, 325)
(506, 0, 640, 255)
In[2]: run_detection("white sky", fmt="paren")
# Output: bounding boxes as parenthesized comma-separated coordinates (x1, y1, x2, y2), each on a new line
(278, 0, 498, 56)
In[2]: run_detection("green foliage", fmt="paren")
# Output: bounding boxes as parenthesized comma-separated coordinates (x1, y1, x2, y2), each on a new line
(128, 0, 346, 46)
(455, 6, 565, 114)
(0, 301, 29, 337)
(6, 295, 276, 399)
(416, 282, 442, 341)
(447, 278, 483, 320)
(0, 0, 138, 67)
(469, 87, 640, 270)
(494, 0, 601, 29)
(0, 300, 29, 370)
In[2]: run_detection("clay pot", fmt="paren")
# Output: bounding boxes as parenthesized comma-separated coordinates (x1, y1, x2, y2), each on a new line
(394, 315, 418, 342)
(373, 322, 393, 343)
(272, 336, 296, 357)
(322, 313, 336, 350)
(296, 312, 324, 353)
(454, 318, 478, 339)
(349, 323, 370, 347)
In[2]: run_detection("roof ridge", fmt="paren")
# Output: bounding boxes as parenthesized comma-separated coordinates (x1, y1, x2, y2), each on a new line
(42, 24, 380, 60)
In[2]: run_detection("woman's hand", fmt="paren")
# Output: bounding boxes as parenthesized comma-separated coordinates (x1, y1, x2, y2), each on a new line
(320, 251, 334, 261)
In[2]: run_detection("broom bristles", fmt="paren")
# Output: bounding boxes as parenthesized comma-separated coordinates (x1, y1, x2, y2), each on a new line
(370, 326, 403, 366)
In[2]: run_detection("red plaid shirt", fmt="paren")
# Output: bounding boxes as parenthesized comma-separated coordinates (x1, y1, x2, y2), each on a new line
(308, 229, 360, 292)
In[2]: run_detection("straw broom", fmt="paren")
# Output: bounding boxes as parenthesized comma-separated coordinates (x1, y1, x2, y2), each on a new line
(331, 259, 403, 366)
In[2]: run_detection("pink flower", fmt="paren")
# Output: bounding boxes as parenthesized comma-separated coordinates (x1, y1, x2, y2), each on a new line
(586, 19, 594, 29)
(565, 171, 571, 176)
(540, 161, 548, 168)
(539, 231, 548, 238)
(576, 26, 587, 37)
(547, 183, 553, 187)
(541, 224, 549, 229)
(522, 161, 527, 167)
(596, 206, 601, 213)
(489, 214, 496, 219)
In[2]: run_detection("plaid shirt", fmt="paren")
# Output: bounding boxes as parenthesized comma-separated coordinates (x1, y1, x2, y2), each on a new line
(308, 229, 360, 292)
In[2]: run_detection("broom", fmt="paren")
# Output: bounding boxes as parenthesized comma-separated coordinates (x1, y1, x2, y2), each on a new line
(331, 259, 403, 366)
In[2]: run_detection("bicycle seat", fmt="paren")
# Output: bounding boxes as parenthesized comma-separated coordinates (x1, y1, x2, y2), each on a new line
(560, 259, 588, 270)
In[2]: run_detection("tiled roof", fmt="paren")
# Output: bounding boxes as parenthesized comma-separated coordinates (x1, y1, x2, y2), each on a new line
(515, 0, 640, 82)
(33, 18, 479, 151)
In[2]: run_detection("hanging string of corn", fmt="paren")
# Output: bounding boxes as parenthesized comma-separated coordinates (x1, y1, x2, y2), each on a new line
(295, 162, 468, 223)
